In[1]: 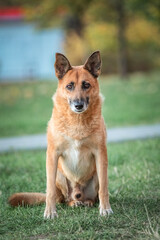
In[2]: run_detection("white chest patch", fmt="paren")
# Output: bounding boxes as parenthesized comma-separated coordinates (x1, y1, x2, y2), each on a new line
(61, 139, 93, 182)
(64, 140, 81, 171)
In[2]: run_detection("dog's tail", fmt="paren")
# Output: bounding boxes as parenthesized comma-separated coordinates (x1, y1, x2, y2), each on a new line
(8, 192, 46, 207)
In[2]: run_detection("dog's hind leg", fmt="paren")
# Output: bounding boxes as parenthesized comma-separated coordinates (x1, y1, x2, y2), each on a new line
(83, 172, 99, 207)
(56, 186, 65, 203)
(56, 168, 70, 202)
(68, 173, 99, 207)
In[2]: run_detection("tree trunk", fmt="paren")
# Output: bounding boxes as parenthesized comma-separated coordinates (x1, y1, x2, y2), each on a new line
(66, 15, 84, 37)
(116, 0, 128, 79)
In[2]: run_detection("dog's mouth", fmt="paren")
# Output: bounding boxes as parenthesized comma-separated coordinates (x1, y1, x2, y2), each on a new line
(69, 97, 89, 114)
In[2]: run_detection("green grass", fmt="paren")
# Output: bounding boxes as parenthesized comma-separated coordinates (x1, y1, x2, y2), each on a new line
(0, 138, 160, 239)
(0, 72, 160, 137)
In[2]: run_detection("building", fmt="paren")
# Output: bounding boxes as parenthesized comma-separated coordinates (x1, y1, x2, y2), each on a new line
(0, 8, 63, 81)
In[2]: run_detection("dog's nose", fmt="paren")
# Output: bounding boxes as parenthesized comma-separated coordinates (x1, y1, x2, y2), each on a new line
(75, 103, 84, 110)
(75, 193, 81, 199)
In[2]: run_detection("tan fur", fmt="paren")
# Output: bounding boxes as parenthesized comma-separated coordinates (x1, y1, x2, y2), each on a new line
(9, 193, 46, 206)
(9, 51, 112, 218)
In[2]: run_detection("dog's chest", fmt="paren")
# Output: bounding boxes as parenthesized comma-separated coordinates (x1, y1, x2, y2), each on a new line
(64, 140, 81, 170)
(60, 139, 94, 182)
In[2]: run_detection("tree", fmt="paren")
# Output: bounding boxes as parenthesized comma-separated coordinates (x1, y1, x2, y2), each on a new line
(7, 0, 94, 37)
(107, 0, 128, 78)
(86, 0, 129, 78)
(1, 0, 159, 77)
(128, 0, 160, 27)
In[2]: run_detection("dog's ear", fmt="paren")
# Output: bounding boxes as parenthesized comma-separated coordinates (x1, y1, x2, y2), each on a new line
(54, 53, 72, 79)
(84, 51, 101, 78)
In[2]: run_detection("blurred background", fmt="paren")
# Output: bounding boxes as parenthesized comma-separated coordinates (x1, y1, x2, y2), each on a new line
(0, 0, 160, 137)
(0, 0, 160, 81)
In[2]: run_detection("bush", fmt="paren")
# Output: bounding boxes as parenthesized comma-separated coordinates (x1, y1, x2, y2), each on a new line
(64, 18, 160, 74)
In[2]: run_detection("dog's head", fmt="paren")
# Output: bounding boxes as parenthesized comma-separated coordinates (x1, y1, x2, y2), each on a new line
(54, 51, 101, 113)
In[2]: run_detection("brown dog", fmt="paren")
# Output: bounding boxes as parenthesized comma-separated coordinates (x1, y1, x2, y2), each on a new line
(9, 51, 113, 218)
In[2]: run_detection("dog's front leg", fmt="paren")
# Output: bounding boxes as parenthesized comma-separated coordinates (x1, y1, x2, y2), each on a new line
(44, 144, 59, 219)
(96, 144, 113, 216)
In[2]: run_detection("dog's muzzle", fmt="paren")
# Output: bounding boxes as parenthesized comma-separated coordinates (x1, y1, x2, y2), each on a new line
(69, 98, 89, 113)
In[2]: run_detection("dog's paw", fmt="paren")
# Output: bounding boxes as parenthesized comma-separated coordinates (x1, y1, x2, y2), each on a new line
(44, 207, 58, 219)
(68, 200, 83, 207)
(73, 201, 83, 207)
(84, 200, 94, 207)
(99, 207, 113, 216)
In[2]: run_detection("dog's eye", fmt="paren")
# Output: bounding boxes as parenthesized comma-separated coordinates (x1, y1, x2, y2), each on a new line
(66, 83, 74, 91)
(82, 82, 90, 90)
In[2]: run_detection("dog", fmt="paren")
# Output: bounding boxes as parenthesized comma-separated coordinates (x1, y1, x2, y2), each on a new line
(9, 51, 113, 218)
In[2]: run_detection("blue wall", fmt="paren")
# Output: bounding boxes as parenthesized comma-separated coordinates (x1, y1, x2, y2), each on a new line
(0, 21, 63, 81)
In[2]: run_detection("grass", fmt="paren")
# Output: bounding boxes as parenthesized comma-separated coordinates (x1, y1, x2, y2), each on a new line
(0, 138, 160, 239)
(0, 72, 160, 239)
(0, 71, 160, 137)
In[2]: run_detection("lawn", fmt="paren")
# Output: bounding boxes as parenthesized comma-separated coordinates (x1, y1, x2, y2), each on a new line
(0, 138, 160, 239)
(0, 71, 160, 137)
